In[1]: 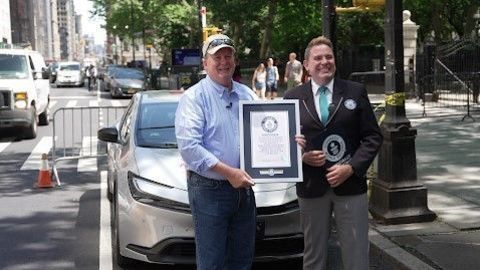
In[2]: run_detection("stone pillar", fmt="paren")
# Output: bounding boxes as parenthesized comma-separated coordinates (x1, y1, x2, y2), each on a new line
(403, 10, 419, 97)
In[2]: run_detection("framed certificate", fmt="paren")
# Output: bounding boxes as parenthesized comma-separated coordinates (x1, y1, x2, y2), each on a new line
(239, 100, 303, 183)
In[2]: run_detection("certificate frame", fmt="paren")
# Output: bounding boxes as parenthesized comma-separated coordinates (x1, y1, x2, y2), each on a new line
(239, 100, 303, 183)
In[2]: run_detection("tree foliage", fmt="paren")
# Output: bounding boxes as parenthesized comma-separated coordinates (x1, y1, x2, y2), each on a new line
(90, 0, 480, 65)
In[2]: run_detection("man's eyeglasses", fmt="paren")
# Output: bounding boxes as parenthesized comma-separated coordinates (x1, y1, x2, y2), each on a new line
(206, 38, 234, 52)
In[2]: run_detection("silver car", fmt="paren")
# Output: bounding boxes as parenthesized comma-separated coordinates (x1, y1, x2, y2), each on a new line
(98, 90, 303, 266)
(55, 61, 84, 87)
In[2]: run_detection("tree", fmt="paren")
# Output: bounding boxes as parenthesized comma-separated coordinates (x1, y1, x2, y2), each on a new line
(403, 0, 480, 42)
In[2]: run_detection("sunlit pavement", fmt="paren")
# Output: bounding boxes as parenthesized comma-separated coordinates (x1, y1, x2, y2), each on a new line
(369, 98, 480, 270)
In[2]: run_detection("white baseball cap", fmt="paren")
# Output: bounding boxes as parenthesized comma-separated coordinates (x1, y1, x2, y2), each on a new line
(202, 34, 235, 56)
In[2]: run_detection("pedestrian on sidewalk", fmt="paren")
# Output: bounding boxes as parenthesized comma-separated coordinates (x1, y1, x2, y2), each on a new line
(252, 62, 267, 99)
(284, 36, 383, 270)
(265, 57, 279, 100)
(284, 52, 303, 90)
(175, 34, 257, 270)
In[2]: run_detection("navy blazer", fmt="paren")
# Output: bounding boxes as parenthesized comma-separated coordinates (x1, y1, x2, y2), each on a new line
(284, 79, 383, 198)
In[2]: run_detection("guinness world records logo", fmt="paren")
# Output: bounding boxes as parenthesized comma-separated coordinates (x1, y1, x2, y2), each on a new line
(261, 116, 278, 133)
(322, 134, 346, 162)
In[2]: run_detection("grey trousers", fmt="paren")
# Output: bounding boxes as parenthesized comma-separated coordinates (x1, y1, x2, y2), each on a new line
(298, 189, 369, 270)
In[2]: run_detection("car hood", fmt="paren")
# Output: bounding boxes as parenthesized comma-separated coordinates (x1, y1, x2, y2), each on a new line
(114, 78, 143, 88)
(135, 147, 188, 190)
(0, 79, 34, 90)
(134, 147, 297, 206)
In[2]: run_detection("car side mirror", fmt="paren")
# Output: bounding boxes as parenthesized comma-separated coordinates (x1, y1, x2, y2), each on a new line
(33, 71, 43, 80)
(98, 127, 119, 143)
(42, 67, 50, 79)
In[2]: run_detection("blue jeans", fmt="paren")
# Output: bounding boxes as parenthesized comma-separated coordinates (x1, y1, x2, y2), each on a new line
(187, 172, 256, 270)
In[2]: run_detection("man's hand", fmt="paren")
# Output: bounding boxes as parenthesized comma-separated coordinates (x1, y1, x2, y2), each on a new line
(213, 162, 255, 189)
(295, 134, 306, 149)
(325, 164, 353, 188)
(302, 150, 326, 167)
(226, 168, 255, 189)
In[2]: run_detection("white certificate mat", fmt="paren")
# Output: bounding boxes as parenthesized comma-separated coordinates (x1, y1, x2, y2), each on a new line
(239, 100, 302, 183)
(250, 111, 291, 168)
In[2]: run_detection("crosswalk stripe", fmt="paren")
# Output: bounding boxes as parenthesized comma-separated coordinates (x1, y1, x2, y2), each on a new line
(0, 142, 10, 153)
(65, 100, 77, 107)
(49, 101, 57, 109)
(111, 100, 122, 107)
(20, 136, 53, 170)
(89, 100, 99, 107)
(77, 136, 98, 172)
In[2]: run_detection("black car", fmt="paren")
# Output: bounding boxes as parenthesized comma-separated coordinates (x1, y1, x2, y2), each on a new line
(102, 67, 148, 98)
(48, 62, 59, 83)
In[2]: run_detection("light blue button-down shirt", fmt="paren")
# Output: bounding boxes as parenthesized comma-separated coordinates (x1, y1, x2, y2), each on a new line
(175, 75, 257, 180)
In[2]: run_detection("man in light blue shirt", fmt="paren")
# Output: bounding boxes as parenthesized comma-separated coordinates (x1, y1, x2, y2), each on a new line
(175, 34, 257, 270)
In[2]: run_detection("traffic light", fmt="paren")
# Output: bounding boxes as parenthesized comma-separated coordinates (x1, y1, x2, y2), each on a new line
(202, 27, 222, 42)
(336, 0, 384, 13)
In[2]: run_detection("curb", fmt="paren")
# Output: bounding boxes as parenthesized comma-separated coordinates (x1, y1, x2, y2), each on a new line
(369, 229, 435, 270)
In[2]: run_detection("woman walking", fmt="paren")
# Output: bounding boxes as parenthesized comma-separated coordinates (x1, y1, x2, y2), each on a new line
(252, 63, 266, 99)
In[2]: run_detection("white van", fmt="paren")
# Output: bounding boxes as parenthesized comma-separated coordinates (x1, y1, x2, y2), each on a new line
(0, 49, 50, 139)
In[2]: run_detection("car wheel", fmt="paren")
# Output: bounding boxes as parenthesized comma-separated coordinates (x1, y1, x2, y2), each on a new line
(113, 185, 133, 267)
(38, 103, 49, 126)
(23, 107, 37, 139)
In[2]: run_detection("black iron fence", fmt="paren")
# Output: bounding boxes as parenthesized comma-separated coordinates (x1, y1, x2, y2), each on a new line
(417, 38, 480, 113)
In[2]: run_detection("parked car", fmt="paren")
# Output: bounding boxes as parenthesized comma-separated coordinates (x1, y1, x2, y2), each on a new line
(102, 67, 148, 98)
(97, 90, 303, 266)
(0, 48, 50, 139)
(55, 61, 84, 87)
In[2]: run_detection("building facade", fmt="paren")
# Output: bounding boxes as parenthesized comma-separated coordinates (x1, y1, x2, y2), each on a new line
(0, 0, 12, 45)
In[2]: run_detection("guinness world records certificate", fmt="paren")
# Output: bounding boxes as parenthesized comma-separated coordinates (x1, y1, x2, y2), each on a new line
(239, 100, 302, 183)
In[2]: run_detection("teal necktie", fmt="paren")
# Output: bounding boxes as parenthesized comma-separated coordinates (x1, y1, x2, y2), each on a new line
(319, 86, 329, 124)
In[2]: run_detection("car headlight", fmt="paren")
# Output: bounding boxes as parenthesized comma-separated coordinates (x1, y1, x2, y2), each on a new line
(14, 92, 28, 109)
(128, 171, 190, 213)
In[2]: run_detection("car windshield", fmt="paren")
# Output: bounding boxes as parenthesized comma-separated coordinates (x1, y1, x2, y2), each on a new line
(113, 68, 144, 80)
(0, 54, 29, 79)
(136, 102, 178, 148)
(59, 64, 80, 71)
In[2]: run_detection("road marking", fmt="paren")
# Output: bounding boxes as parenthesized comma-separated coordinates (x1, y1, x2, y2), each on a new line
(51, 96, 96, 100)
(49, 100, 58, 109)
(65, 100, 77, 107)
(20, 136, 53, 170)
(0, 142, 10, 153)
(100, 170, 113, 270)
(77, 136, 98, 172)
(111, 100, 122, 107)
(89, 100, 99, 107)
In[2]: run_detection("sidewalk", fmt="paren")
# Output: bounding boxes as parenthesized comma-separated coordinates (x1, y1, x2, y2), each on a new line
(367, 96, 480, 270)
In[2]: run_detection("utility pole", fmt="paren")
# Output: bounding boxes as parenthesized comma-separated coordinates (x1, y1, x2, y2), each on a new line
(322, 0, 336, 53)
(369, 0, 436, 224)
(198, 0, 204, 49)
(130, 0, 135, 62)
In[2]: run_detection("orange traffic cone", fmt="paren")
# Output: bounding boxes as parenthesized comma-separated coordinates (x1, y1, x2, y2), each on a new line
(35, 153, 55, 188)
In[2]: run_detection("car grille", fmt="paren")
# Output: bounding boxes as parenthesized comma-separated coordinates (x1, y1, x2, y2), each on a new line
(127, 234, 304, 264)
(0, 90, 12, 110)
(257, 200, 299, 215)
(120, 87, 142, 94)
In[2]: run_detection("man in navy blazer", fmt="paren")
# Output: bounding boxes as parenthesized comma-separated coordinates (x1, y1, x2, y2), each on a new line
(284, 36, 383, 270)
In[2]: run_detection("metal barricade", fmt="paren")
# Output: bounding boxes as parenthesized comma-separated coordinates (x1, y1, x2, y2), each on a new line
(51, 106, 127, 185)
